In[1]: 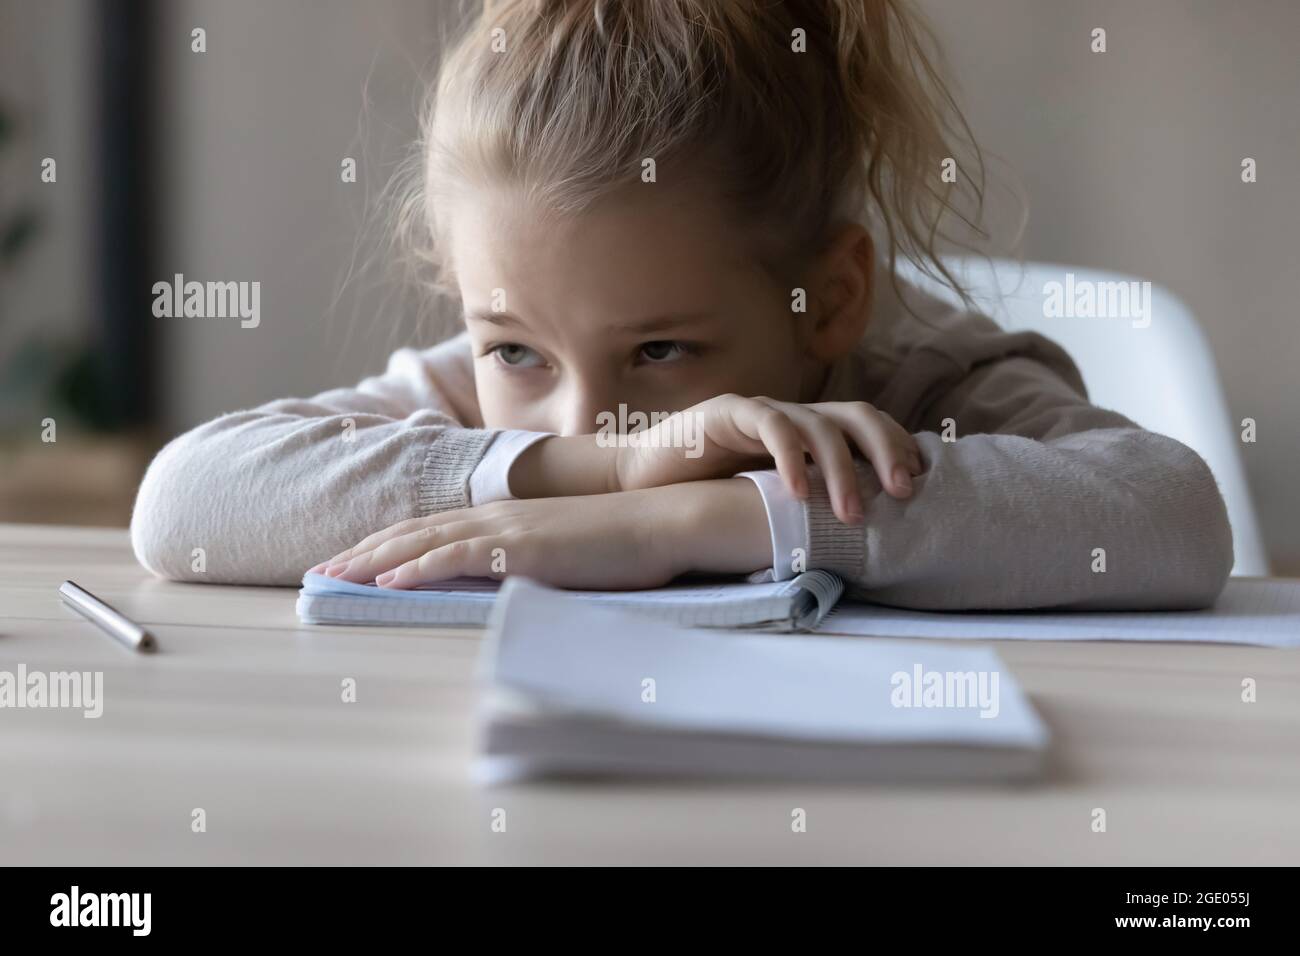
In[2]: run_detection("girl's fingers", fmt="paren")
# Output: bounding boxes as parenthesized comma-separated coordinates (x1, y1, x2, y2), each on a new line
(777, 406, 863, 523)
(377, 537, 500, 589)
(322, 507, 485, 574)
(815, 403, 919, 499)
(328, 520, 485, 582)
(744, 406, 810, 498)
(319, 516, 435, 570)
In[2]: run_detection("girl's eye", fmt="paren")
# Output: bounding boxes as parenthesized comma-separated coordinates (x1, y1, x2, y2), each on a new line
(491, 343, 544, 368)
(638, 341, 689, 364)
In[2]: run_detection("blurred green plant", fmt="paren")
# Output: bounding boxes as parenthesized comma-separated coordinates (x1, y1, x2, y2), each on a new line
(1, 101, 121, 437)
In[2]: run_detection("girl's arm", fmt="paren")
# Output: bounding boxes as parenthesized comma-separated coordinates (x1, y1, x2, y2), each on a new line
(314, 362, 1234, 608)
(802, 355, 1235, 610)
(316, 479, 772, 591)
(130, 339, 496, 585)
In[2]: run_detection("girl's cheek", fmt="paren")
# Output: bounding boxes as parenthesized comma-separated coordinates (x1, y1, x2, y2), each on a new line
(478, 383, 553, 433)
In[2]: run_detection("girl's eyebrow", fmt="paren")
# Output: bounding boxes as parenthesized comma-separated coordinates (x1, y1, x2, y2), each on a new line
(615, 312, 714, 334)
(464, 309, 523, 327)
(465, 309, 714, 334)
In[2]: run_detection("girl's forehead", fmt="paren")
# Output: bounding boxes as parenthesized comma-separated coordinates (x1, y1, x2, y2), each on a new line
(448, 182, 755, 292)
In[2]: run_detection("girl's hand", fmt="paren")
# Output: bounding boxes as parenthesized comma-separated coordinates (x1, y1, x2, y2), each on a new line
(309, 480, 770, 590)
(615, 394, 923, 524)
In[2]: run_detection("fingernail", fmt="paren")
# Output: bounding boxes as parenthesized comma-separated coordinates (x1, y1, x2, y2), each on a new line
(844, 495, 864, 524)
(892, 465, 913, 493)
(308, 562, 327, 574)
(325, 562, 348, 576)
(375, 571, 395, 586)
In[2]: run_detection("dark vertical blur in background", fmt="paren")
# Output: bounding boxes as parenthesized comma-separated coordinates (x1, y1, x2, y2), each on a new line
(96, 0, 156, 429)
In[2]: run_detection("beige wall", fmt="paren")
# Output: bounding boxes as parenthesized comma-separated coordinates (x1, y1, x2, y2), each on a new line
(921, 0, 1300, 571)
(152, 0, 454, 426)
(149, 0, 1299, 570)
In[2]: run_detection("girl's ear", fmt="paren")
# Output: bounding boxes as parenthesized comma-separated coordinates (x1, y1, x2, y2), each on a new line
(801, 223, 875, 363)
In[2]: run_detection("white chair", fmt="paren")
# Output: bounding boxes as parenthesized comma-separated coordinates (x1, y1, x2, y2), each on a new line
(896, 257, 1269, 576)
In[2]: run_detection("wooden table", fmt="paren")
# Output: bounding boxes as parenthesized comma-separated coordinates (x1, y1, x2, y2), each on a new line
(2, 522, 1297, 865)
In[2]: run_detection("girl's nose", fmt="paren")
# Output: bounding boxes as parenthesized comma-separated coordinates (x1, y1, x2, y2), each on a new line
(558, 392, 617, 437)
(559, 408, 601, 437)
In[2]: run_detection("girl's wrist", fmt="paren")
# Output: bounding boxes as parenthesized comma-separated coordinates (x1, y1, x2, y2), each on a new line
(650, 478, 771, 578)
(507, 434, 620, 498)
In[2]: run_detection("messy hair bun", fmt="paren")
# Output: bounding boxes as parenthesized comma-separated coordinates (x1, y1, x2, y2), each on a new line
(412, 0, 988, 302)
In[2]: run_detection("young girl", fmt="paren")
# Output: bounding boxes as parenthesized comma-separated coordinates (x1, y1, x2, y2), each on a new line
(130, 0, 1233, 610)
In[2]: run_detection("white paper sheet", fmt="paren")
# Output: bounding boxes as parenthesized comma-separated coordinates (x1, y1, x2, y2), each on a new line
(816, 578, 1300, 647)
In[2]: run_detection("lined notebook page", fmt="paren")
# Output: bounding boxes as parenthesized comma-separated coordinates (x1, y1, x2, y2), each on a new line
(817, 578, 1300, 647)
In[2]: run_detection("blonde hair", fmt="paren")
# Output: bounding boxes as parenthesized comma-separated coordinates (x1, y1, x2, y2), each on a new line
(403, 0, 988, 307)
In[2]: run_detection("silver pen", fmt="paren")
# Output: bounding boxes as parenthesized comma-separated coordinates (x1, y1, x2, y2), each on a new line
(58, 580, 158, 653)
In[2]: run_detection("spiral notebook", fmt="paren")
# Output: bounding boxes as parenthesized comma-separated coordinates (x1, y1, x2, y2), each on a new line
(296, 569, 844, 631)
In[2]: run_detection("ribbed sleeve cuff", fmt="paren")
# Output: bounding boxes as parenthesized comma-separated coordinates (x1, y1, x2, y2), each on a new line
(417, 429, 497, 515)
(805, 466, 868, 580)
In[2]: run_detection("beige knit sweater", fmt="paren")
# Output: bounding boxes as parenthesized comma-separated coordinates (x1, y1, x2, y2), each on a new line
(129, 270, 1234, 610)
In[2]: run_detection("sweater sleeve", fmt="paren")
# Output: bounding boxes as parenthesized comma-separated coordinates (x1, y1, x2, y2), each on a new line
(805, 345, 1235, 611)
(129, 340, 496, 586)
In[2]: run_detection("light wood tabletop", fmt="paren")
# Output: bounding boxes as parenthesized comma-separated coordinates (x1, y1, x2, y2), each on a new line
(2, 521, 1297, 865)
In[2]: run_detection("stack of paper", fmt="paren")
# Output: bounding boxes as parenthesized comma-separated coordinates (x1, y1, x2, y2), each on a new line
(476, 578, 1051, 783)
